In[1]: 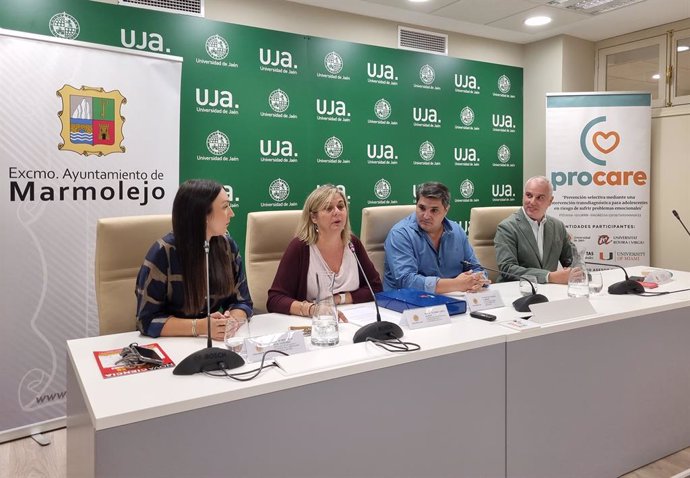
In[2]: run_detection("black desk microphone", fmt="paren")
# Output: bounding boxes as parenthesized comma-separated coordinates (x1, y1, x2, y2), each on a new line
(584, 261, 643, 295)
(174, 240, 245, 375)
(349, 242, 403, 343)
(462, 260, 547, 312)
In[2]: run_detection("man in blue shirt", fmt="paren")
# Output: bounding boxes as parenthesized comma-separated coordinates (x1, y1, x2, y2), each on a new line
(384, 182, 488, 293)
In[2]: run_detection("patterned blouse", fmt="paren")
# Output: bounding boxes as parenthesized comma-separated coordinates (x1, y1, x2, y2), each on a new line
(135, 232, 253, 337)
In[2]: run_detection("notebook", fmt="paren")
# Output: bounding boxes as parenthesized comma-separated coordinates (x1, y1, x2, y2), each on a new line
(375, 288, 467, 315)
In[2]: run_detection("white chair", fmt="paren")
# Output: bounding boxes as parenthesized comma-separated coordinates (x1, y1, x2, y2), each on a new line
(245, 210, 302, 314)
(360, 205, 416, 277)
(95, 214, 172, 335)
(468, 206, 520, 282)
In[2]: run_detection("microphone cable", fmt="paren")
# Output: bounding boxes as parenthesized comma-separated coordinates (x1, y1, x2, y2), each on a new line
(365, 335, 421, 353)
(203, 350, 289, 381)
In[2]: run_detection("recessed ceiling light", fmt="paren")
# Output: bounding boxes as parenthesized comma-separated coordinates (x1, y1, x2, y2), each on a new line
(678, 45, 690, 53)
(408, 0, 430, 3)
(652, 74, 661, 80)
(524, 16, 552, 26)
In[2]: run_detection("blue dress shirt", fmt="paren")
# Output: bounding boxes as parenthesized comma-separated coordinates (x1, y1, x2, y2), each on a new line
(383, 213, 482, 292)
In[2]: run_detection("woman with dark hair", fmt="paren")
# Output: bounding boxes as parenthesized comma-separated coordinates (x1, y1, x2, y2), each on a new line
(266, 184, 382, 317)
(136, 179, 252, 339)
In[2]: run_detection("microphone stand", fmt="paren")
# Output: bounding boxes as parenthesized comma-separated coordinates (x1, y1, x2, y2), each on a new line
(173, 240, 245, 375)
(348, 242, 403, 343)
(673, 210, 690, 237)
(462, 260, 547, 312)
(584, 261, 643, 295)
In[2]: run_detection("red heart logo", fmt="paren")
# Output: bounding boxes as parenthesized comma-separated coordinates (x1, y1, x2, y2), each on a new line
(592, 131, 620, 154)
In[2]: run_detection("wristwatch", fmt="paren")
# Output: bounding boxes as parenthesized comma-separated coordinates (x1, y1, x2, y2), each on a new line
(338, 292, 346, 305)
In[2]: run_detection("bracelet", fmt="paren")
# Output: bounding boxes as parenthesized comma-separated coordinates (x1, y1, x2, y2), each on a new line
(338, 292, 347, 305)
(308, 303, 315, 316)
(191, 318, 198, 337)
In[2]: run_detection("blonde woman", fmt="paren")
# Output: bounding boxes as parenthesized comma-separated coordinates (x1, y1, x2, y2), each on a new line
(267, 184, 382, 317)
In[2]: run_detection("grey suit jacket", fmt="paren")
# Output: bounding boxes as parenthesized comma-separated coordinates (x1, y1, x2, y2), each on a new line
(494, 209, 574, 283)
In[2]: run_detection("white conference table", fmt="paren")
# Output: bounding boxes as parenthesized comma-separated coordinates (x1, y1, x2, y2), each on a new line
(66, 267, 690, 478)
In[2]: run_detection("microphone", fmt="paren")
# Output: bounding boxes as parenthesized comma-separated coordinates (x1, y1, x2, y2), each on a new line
(584, 261, 643, 295)
(348, 241, 403, 343)
(174, 240, 245, 375)
(672, 210, 690, 237)
(462, 260, 547, 312)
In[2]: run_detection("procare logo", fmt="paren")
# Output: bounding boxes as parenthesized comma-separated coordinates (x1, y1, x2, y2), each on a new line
(581, 116, 620, 167)
(551, 115, 647, 191)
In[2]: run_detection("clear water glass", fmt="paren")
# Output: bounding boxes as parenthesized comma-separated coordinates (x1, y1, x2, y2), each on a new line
(567, 267, 590, 298)
(588, 272, 603, 294)
(224, 316, 250, 354)
(311, 273, 339, 347)
(519, 275, 538, 296)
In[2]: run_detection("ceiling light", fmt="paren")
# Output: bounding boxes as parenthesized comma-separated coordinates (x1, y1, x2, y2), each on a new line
(678, 45, 690, 53)
(524, 16, 552, 26)
(408, 0, 430, 3)
(652, 74, 660, 80)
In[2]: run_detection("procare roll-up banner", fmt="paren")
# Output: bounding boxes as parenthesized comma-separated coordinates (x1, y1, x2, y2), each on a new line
(0, 30, 180, 441)
(546, 92, 651, 266)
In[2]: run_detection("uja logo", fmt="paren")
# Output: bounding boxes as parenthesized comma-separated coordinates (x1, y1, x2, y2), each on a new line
(419, 141, 435, 161)
(121, 29, 167, 53)
(455, 74, 478, 90)
(260, 139, 294, 157)
(206, 131, 230, 156)
(206, 35, 229, 61)
(324, 136, 343, 159)
(374, 179, 392, 200)
(324, 52, 343, 74)
(492, 184, 514, 197)
(460, 179, 474, 199)
(367, 63, 397, 80)
(498, 75, 511, 94)
(196, 88, 236, 108)
(367, 144, 396, 160)
(454, 147, 477, 162)
(316, 99, 348, 117)
(419, 64, 435, 85)
(57, 85, 125, 156)
(374, 99, 391, 120)
(49, 12, 80, 40)
(269, 178, 290, 202)
(259, 48, 296, 69)
(460, 107, 475, 126)
(268, 89, 290, 113)
(413, 107, 439, 123)
(497, 144, 511, 163)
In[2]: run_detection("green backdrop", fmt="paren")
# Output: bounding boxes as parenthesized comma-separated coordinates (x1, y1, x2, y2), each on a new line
(1, 0, 522, 250)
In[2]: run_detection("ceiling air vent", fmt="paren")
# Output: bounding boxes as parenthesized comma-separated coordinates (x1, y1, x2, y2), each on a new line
(398, 26, 448, 56)
(118, 0, 204, 17)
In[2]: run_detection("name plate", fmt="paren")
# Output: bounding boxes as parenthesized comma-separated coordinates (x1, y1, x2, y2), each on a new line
(400, 305, 451, 330)
(529, 297, 597, 324)
(466, 289, 504, 312)
(244, 331, 307, 363)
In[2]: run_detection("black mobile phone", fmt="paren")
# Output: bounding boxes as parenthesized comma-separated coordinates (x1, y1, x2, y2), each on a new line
(131, 345, 164, 365)
(629, 275, 645, 281)
(470, 311, 497, 322)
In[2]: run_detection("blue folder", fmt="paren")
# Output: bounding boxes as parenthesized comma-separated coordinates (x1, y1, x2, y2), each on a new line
(375, 288, 467, 315)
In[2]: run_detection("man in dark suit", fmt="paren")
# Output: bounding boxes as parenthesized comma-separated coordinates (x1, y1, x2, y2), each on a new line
(494, 176, 574, 284)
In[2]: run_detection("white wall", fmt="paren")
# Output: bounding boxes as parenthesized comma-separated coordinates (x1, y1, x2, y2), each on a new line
(204, 0, 524, 66)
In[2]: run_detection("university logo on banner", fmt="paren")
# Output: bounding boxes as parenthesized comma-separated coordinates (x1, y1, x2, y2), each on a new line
(57, 85, 125, 156)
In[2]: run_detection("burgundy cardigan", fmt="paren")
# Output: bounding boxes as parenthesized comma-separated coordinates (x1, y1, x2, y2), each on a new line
(266, 235, 383, 314)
